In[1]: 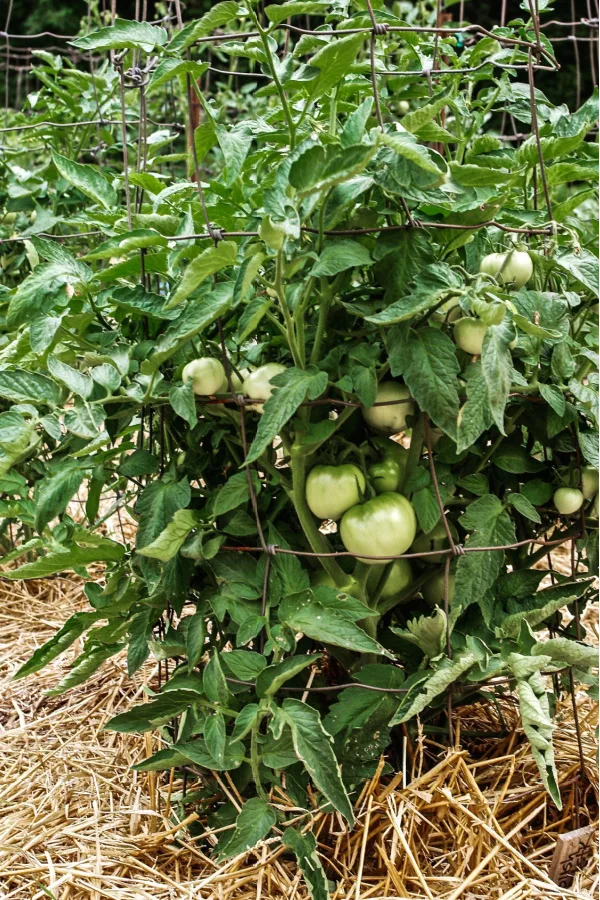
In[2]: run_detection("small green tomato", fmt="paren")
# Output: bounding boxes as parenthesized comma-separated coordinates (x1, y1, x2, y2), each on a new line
(553, 487, 584, 516)
(305, 464, 366, 521)
(367, 558, 413, 600)
(422, 570, 455, 608)
(182, 358, 226, 396)
(581, 465, 599, 500)
(311, 569, 360, 596)
(479, 251, 533, 288)
(479, 252, 505, 279)
(362, 382, 415, 435)
(499, 250, 533, 288)
(410, 520, 458, 564)
(453, 317, 488, 356)
(368, 437, 408, 494)
(243, 363, 286, 411)
(219, 367, 249, 394)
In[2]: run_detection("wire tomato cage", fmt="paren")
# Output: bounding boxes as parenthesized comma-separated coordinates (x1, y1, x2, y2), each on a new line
(1, 0, 598, 811)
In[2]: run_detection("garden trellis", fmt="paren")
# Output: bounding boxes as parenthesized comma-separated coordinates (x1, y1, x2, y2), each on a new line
(0, 0, 598, 881)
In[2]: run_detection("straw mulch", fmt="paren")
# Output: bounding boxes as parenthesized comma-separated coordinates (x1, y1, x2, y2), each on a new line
(0, 573, 597, 900)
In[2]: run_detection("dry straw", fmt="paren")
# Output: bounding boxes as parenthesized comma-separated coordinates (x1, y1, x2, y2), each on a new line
(0, 558, 597, 900)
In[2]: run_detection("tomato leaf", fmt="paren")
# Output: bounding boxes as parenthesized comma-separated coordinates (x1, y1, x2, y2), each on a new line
(52, 151, 117, 209)
(219, 797, 277, 860)
(401, 328, 461, 440)
(282, 699, 354, 825)
(245, 367, 327, 464)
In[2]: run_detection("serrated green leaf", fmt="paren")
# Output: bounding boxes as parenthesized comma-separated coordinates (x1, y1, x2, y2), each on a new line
(137, 509, 200, 562)
(256, 654, 321, 698)
(0, 369, 63, 406)
(3, 535, 125, 580)
(283, 698, 354, 825)
(365, 263, 461, 325)
(453, 495, 516, 620)
(166, 241, 237, 309)
(219, 797, 277, 860)
(282, 828, 330, 900)
(402, 328, 460, 440)
(311, 239, 372, 276)
(72, 19, 167, 52)
(52, 151, 117, 209)
(35, 463, 84, 533)
(245, 367, 327, 464)
(167, 2, 240, 53)
(13, 611, 102, 679)
(390, 653, 477, 724)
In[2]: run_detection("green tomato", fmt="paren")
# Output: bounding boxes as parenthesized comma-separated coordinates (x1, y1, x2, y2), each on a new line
(591, 493, 599, 520)
(362, 382, 415, 435)
(311, 569, 360, 596)
(554, 487, 584, 515)
(368, 437, 408, 494)
(397, 100, 410, 115)
(243, 363, 286, 411)
(182, 358, 226, 396)
(422, 570, 455, 608)
(581, 465, 599, 500)
(499, 250, 533, 288)
(305, 464, 366, 521)
(410, 520, 458, 564)
(339, 492, 417, 564)
(367, 558, 413, 600)
(479, 252, 505, 278)
(479, 251, 533, 288)
(219, 367, 249, 394)
(453, 317, 488, 356)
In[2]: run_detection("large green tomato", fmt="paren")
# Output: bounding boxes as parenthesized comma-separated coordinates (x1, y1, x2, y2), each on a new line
(339, 493, 417, 564)
(581, 465, 599, 500)
(422, 570, 455, 608)
(243, 363, 286, 411)
(305, 464, 366, 521)
(367, 558, 413, 600)
(182, 357, 226, 395)
(554, 487, 584, 515)
(453, 317, 487, 356)
(362, 382, 415, 435)
(368, 437, 408, 494)
(410, 520, 458, 563)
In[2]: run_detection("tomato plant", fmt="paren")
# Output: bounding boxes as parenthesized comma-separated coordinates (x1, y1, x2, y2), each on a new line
(0, 0, 598, 885)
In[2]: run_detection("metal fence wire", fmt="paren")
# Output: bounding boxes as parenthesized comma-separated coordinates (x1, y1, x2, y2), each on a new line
(1, 0, 598, 812)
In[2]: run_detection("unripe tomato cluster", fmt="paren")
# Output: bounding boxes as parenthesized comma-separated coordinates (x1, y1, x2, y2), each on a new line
(303, 384, 459, 613)
(553, 465, 599, 517)
(451, 250, 534, 357)
(179, 357, 461, 612)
